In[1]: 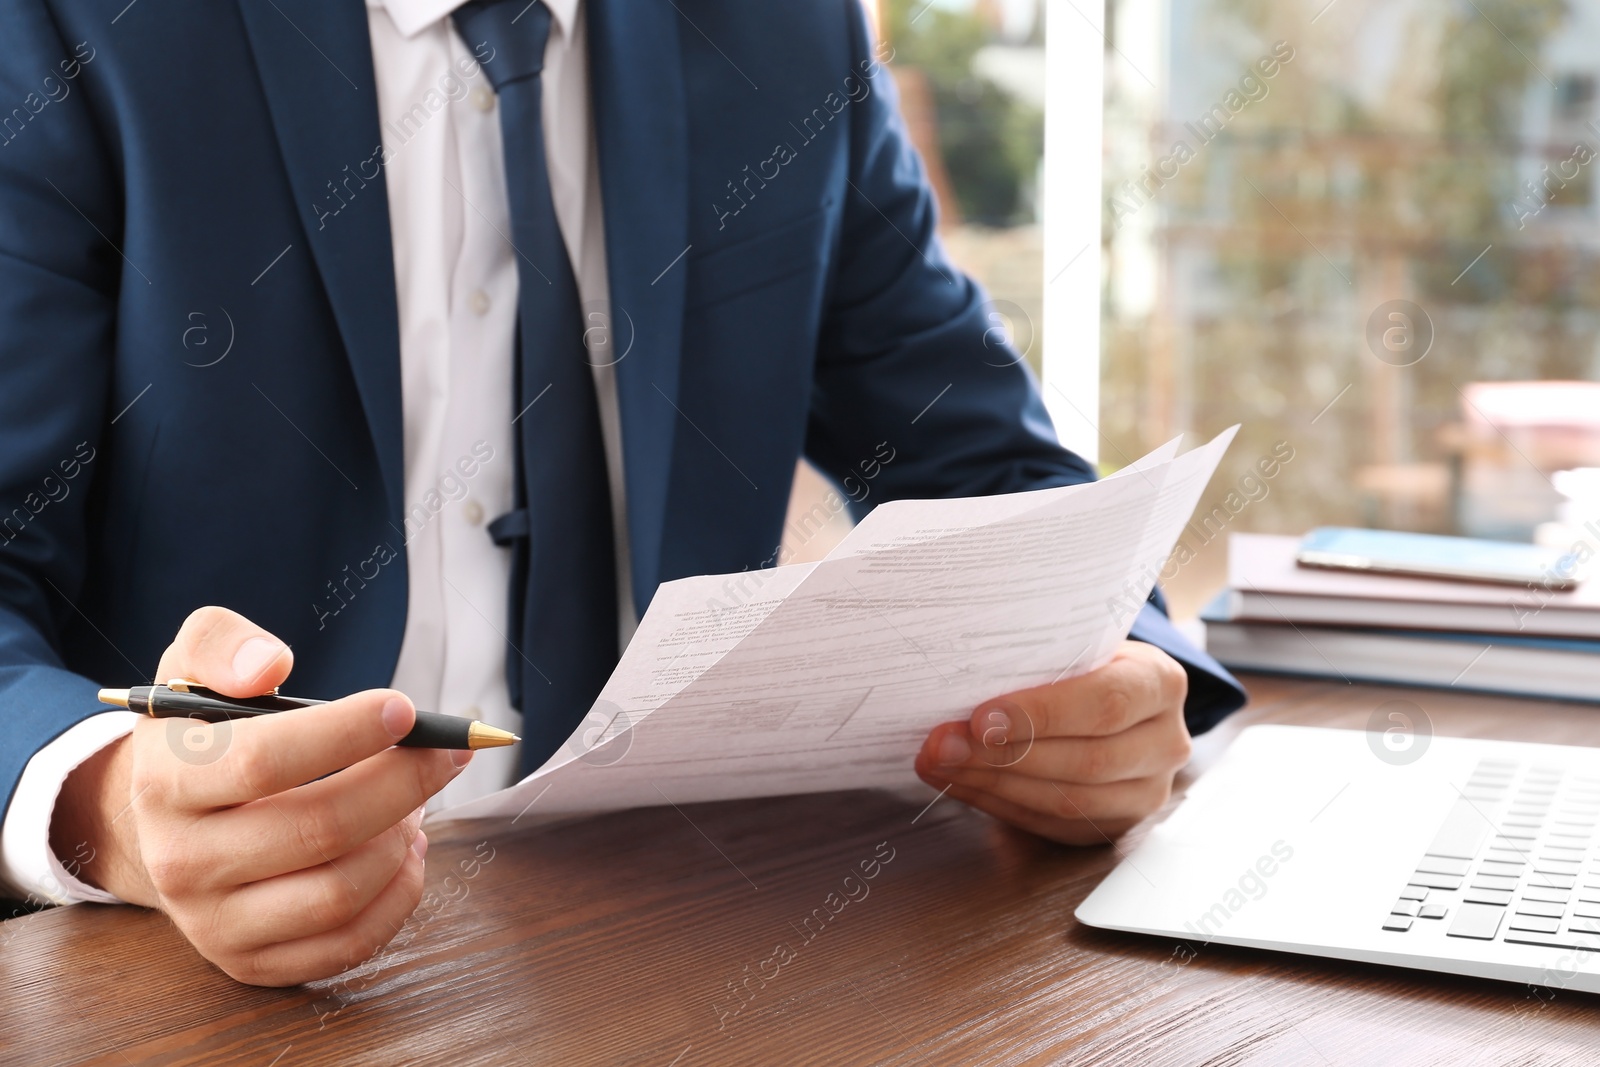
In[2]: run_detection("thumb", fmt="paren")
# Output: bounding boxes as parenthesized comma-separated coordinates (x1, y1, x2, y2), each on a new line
(153, 606, 294, 697)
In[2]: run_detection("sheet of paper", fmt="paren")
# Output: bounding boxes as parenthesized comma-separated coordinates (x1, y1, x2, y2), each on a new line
(435, 427, 1238, 822)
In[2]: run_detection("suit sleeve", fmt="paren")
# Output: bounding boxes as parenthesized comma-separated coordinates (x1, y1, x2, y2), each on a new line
(806, 0, 1246, 732)
(0, 4, 123, 818)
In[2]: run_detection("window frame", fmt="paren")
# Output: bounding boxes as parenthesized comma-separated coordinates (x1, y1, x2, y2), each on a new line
(1041, 0, 1107, 465)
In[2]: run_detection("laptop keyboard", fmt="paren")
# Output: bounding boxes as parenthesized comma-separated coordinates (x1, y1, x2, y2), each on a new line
(1383, 758, 1600, 949)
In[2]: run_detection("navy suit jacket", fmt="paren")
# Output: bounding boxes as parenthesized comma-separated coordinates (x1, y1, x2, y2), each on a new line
(0, 0, 1245, 815)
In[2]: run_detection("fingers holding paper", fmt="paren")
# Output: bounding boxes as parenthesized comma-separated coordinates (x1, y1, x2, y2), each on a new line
(913, 640, 1191, 846)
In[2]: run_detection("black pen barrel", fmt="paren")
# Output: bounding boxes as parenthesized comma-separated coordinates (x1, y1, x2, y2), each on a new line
(129, 685, 475, 749)
(395, 711, 475, 749)
(128, 686, 318, 719)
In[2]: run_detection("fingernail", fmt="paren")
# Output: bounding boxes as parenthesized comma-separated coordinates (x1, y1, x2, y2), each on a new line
(411, 830, 428, 861)
(232, 637, 283, 684)
(980, 706, 1014, 748)
(936, 733, 971, 766)
(451, 748, 474, 769)
(381, 697, 413, 739)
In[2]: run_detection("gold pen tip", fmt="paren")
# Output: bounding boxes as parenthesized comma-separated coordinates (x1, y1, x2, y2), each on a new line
(466, 722, 520, 750)
(97, 688, 131, 708)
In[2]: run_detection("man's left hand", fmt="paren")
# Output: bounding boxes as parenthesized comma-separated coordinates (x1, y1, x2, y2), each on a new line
(914, 641, 1191, 845)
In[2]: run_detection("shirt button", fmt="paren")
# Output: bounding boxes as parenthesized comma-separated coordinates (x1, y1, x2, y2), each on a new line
(462, 499, 485, 526)
(470, 86, 495, 112)
(468, 290, 491, 316)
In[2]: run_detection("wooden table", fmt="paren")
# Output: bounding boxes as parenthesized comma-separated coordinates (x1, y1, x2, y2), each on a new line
(6, 674, 1600, 1066)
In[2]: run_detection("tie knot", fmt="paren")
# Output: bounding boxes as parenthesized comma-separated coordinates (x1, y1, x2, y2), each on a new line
(453, 0, 554, 91)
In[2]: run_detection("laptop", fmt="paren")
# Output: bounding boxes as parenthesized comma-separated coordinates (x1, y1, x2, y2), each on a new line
(1076, 725, 1600, 993)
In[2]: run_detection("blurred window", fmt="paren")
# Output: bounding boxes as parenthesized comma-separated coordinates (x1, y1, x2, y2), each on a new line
(784, 0, 1049, 564)
(1089, 0, 1600, 612)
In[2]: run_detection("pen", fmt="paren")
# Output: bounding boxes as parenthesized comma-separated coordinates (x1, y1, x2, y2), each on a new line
(96, 679, 520, 751)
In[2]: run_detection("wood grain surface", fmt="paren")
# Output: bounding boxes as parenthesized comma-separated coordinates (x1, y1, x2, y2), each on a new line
(5, 674, 1600, 1066)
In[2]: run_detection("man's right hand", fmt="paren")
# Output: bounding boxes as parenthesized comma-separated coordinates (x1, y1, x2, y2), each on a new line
(47, 606, 470, 986)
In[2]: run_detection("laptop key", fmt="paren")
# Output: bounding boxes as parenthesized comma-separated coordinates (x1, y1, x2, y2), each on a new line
(1515, 900, 1565, 918)
(1570, 903, 1600, 920)
(1486, 849, 1530, 863)
(1504, 934, 1594, 950)
(1534, 860, 1583, 876)
(1479, 861, 1524, 877)
(1398, 884, 1429, 902)
(1416, 856, 1471, 876)
(1419, 904, 1448, 920)
(1382, 916, 1413, 932)
(1524, 886, 1573, 904)
(1464, 888, 1514, 906)
(1509, 915, 1562, 934)
(1391, 900, 1421, 917)
(1447, 903, 1505, 940)
(1427, 798, 1494, 860)
(1470, 874, 1520, 892)
(1411, 872, 1465, 891)
(1570, 918, 1600, 935)
(1527, 873, 1577, 890)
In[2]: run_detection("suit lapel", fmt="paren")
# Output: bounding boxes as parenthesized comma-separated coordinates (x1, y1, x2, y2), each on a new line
(235, 0, 406, 525)
(587, 0, 690, 616)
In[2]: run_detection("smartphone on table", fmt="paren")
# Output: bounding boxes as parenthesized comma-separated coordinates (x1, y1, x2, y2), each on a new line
(1295, 527, 1585, 589)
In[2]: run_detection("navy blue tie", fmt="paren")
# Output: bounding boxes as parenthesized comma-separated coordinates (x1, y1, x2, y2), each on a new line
(453, 0, 618, 771)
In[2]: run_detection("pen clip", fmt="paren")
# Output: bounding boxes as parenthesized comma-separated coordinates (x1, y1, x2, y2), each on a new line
(164, 678, 279, 696)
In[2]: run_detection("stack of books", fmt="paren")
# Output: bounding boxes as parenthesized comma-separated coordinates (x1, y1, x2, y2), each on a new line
(1202, 533, 1600, 702)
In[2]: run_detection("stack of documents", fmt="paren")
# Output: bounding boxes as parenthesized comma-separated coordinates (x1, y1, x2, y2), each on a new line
(438, 428, 1237, 822)
(1203, 533, 1600, 701)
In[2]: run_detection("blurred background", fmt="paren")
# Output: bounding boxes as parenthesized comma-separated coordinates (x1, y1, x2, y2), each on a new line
(788, 0, 1600, 619)
(784, 0, 1049, 566)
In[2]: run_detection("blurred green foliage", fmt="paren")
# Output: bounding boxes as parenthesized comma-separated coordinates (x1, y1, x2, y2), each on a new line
(883, 0, 1043, 225)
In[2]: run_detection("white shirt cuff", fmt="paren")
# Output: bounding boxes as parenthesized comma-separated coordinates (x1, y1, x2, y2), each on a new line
(0, 711, 139, 906)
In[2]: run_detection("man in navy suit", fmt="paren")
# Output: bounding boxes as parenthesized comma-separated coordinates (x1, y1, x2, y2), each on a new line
(0, 0, 1243, 985)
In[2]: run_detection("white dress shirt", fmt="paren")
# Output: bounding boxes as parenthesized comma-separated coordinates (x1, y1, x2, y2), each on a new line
(0, 0, 633, 904)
